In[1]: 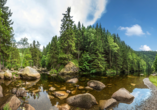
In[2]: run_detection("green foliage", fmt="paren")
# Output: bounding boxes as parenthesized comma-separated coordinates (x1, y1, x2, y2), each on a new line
(50, 68, 57, 74)
(106, 69, 116, 76)
(3, 103, 11, 110)
(79, 52, 91, 72)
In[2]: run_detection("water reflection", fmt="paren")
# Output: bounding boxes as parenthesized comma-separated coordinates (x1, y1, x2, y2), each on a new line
(0, 74, 152, 110)
(113, 88, 151, 110)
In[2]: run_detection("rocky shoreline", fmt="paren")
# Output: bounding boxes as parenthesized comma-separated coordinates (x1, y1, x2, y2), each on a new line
(136, 78, 157, 110)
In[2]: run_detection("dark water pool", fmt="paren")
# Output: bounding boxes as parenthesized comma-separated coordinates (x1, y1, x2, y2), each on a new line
(0, 74, 152, 110)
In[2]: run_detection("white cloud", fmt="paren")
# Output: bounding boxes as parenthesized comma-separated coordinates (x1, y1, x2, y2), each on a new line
(6, 0, 108, 47)
(139, 45, 151, 51)
(118, 24, 145, 36)
(146, 31, 151, 35)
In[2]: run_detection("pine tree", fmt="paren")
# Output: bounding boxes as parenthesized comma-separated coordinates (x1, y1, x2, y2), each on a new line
(59, 7, 76, 64)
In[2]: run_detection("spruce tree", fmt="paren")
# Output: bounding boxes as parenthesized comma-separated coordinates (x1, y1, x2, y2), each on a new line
(59, 7, 76, 64)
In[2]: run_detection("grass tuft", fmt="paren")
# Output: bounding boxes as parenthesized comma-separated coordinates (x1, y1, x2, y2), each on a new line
(149, 75, 157, 86)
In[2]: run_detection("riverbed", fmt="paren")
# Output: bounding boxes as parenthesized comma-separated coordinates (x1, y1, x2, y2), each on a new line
(0, 74, 152, 110)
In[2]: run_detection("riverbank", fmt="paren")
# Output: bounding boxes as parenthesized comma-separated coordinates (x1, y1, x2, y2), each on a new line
(137, 78, 157, 110)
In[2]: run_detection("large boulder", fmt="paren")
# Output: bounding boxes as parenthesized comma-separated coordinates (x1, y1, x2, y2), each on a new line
(0, 72, 4, 79)
(0, 85, 3, 97)
(99, 98, 117, 109)
(111, 88, 134, 103)
(24, 104, 35, 110)
(66, 93, 98, 109)
(87, 80, 105, 90)
(0, 95, 21, 110)
(59, 62, 79, 80)
(66, 78, 78, 84)
(20, 66, 40, 80)
(4, 70, 12, 80)
(16, 88, 27, 97)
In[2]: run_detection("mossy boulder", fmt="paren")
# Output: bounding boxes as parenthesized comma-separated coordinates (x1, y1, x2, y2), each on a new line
(20, 66, 40, 80)
(59, 61, 79, 81)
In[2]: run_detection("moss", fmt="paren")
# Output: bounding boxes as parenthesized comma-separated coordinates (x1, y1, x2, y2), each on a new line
(71, 59, 79, 67)
(3, 103, 11, 110)
(149, 76, 157, 86)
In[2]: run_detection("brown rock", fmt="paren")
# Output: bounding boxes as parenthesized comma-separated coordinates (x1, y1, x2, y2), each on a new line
(32, 89, 41, 93)
(24, 104, 35, 110)
(66, 93, 98, 109)
(66, 90, 71, 94)
(49, 87, 56, 91)
(99, 98, 117, 109)
(60, 86, 66, 90)
(16, 88, 27, 97)
(47, 95, 54, 99)
(0, 95, 21, 110)
(53, 91, 69, 100)
(12, 88, 17, 94)
(111, 88, 134, 103)
(85, 86, 93, 90)
(78, 86, 84, 90)
(87, 80, 105, 90)
(0, 85, 3, 97)
(66, 78, 78, 84)
(59, 61, 79, 80)
(57, 103, 70, 110)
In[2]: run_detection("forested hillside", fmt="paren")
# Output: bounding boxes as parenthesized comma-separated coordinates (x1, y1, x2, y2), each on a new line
(136, 51, 157, 65)
(41, 7, 151, 75)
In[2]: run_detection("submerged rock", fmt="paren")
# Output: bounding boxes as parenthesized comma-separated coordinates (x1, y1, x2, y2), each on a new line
(111, 88, 134, 103)
(87, 80, 105, 90)
(66, 93, 98, 109)
(24, 104, 35, 110)
(12, 88, 17, 94)
(78, 86, 84, 90)
(0, 95, 21, 110)
(0, 85, 3, 97)
(59, 62, 79, 80)
(20, 66, 40, 80)
(4, 70, 12, 80)
(99, 98, 117, 109)
(66, 78, 78, 84)
(57, 103, 70, 110)
(16, 88, 27, 97)
(49, 87, 56, 91)
(85, 86, 93, 90)
(53, 91, 69, 100)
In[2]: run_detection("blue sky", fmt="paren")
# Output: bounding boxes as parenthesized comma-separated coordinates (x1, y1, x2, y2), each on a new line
(94, 0, 157, 51)
(6, 0, 157, 51)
